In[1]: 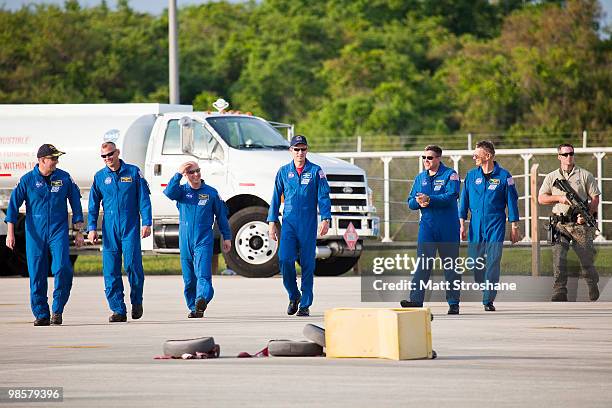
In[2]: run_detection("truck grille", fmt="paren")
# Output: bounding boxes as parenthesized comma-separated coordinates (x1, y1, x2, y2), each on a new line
(327, 174, 364, 182)
(326, 173, 368, 213)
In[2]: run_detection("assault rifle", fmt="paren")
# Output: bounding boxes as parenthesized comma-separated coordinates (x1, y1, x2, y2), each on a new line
(552, 178, 599, 230)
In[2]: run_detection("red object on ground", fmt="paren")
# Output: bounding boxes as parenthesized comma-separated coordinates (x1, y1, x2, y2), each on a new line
(237, 347, 269, 358)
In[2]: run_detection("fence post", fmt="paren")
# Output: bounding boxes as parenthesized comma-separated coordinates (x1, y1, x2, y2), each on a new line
(520, 154, 533, 242)
(582, 130, 587, 148)
(594, 152, 606, 241)
(467, 133, 472, 150)
(350, 136, 362, 165)
(530, 163, 540, 277)
(382, 157, 393, 243)
(450, 155, 461, 173)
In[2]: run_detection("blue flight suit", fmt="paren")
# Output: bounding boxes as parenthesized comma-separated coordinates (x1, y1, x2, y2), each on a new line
(407, 163, 461, 305)
(459, 162, 519, 304)
(5, 165, 83, 319)
(88, 160, 152, 315)
(163, 173, 231, 311)
(267, 159, 331, 309)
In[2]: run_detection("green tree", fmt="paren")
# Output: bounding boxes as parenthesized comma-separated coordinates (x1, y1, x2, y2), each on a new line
(0, 1, 166, 103)
(300, 13, 457, 145)
(439, 0, 611, 146)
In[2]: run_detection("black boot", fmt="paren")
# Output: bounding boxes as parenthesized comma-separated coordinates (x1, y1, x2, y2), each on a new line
(131, 304, 143, 320)
(109, 313, 127, 323)
(588, 285, 600, 301)
(400, 300, 423, 308)
(195, 298, 208, 314)
(34, 317, 50, 326)
(51, 313, 63, 325)
(296, 307, 310, 317)
(287, 296, 301, 315)
(551, 292, 568, 302)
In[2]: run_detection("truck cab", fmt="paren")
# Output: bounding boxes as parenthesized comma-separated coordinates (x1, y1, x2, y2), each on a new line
(146, 101, 379, 277)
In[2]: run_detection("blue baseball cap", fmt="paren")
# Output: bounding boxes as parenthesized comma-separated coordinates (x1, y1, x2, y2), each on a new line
(290, 135, 308, 147)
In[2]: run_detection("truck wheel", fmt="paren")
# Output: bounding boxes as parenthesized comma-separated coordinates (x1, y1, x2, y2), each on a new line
(3, 215, 30, 277)
(314, 256, 360, 277)
(225, 207, 279, 278)
(0, 240, 27, 277)
(7, 250, 29, 277)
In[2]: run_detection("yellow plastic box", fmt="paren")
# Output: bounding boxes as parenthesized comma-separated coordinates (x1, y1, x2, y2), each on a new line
(324, 308, 433, 360)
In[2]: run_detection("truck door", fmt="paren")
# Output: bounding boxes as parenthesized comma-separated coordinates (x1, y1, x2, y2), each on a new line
(192, 120, 227, 194)
(151, 118, 227, 217)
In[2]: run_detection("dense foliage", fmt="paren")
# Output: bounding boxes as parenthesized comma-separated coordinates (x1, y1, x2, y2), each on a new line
(1, 0, 610, 147)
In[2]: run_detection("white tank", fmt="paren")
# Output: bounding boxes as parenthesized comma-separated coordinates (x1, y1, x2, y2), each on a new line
(0, 104, 192, 189)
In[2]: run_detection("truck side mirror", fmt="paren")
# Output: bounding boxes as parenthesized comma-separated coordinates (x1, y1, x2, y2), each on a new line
(180, 116, 194, 155)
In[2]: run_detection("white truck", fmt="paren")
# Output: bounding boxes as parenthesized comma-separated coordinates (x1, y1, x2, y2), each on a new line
(0, 102, 379, 278)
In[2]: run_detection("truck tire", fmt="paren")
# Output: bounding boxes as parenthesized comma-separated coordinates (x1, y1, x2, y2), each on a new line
(225, 207, 279, 278)
(6, 249, 28, 277)
(303, 324, 326, 348)
(267, 340, 323, 357)
(314, 256, 360, 277)
(2, 215, 29, 277)
(163, 336, 216, 358)
(0, 240, 27, 277)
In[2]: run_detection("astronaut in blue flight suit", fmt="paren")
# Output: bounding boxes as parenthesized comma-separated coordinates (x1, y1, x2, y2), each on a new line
(459, 140, 520, 311)
(400, 145, 463, 315)
(164, 161, 232, 318)
(5, 144, 84, 326)
(268, 135, 332, 317)
(88, 142, 152, 322)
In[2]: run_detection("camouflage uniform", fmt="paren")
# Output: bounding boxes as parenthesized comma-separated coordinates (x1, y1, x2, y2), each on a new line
(539, 166, 600, 301)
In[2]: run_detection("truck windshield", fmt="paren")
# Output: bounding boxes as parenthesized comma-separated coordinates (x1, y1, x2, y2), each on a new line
(206, 116, 290, 149)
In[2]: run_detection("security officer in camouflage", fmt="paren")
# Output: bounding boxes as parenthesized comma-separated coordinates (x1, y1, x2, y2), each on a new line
(538, 143, 601, 301)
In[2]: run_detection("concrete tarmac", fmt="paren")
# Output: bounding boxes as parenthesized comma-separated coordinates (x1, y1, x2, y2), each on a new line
(1, 276, 611, 407)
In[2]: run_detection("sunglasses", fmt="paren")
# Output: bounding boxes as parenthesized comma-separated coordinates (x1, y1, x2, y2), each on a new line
(187, 168, 201, 175)
(559, 152, 575, 157)
(45, 156, 59, 161)
(100, 150, 116, 159)
(292, 147, 308, 152)
(421, 155, 439, 161)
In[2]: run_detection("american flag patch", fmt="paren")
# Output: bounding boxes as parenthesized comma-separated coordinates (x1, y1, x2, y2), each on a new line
(507, 177, 514, 186)
(319, 170, 326, 179)
(450, 172, 459, 181)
